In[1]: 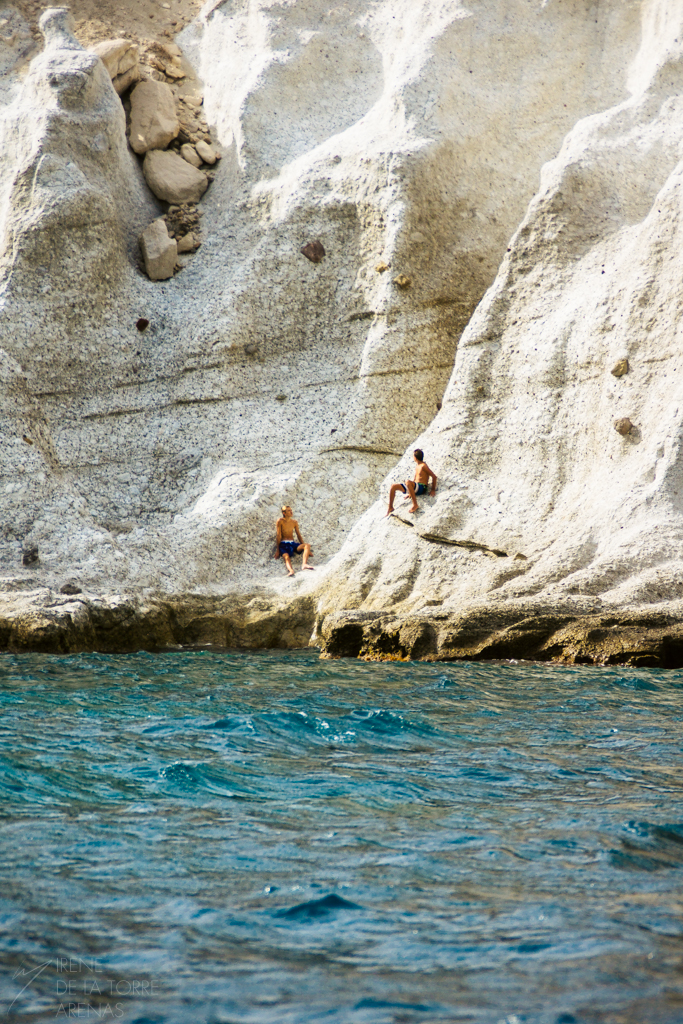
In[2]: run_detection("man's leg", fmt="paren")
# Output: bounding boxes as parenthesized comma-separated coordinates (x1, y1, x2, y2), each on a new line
(283, 552, 295, 576)
(406, 480, 419, 512)
(386, 483, 406, 516)
(299, 543, 314, 570)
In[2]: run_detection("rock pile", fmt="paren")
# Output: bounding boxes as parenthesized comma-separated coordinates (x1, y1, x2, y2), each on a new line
(90, 34, 220, 281)
(163, 204, 201, 254)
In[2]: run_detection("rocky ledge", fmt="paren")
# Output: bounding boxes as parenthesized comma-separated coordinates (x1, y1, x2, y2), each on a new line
(5, 588, 683, 670)
(0, 590, 315, 654)
(317, 608, 683, 670)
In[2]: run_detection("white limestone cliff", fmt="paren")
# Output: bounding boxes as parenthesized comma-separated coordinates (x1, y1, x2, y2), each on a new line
(1, 0, 683, 658)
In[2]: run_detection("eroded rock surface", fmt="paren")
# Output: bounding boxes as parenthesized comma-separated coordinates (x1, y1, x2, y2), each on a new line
(2, 2, 683, 660)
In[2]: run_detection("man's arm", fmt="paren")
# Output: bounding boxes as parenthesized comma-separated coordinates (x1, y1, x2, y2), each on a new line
(294, 520, 304, 544)
(275, 519, 282, 558)
(425, 463, 437, 495)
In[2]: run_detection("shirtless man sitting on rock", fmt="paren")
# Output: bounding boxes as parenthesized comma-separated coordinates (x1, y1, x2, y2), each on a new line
(275, 505, 314, 577)
(386, 449, 437, 516)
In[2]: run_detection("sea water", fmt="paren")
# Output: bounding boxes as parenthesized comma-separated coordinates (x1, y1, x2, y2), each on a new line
(1, 651, 682, 1024)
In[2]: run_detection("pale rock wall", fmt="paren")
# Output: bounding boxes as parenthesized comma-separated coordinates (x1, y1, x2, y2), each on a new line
(317, 0, 683, 628)
(0, 0, 676, 652)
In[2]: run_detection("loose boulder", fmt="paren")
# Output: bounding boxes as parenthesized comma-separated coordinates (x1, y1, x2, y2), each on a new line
(177, 232, 197, 253)
(195, 139, 218, 165)
(129, 80, 178, 154)
(143, 150, 208, 204)
(140, 218, 177, 281)
(91, 38, 140, 95)
(180, 143, 201, 168)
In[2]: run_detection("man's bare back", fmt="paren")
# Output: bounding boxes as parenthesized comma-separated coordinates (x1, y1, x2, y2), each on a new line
(386, 449, 437, 516)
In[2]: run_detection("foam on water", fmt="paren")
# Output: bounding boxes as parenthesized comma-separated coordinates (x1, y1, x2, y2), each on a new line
(1, 651, 682, 1023)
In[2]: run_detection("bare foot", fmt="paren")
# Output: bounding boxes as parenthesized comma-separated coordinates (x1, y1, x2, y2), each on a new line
(408, 505, 419, 513)
(385, 508, 395, 517)
(287, 570, 295, 577)
(302, 565, 315, 570)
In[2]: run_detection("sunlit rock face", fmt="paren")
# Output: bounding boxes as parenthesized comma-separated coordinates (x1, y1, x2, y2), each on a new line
(317, 1, 683, 627)
(0, 0, 677, 653)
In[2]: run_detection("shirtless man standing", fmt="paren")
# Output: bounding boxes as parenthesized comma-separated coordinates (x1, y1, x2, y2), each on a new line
(386, 449, 437, 516)
(275, 505, 314, 577)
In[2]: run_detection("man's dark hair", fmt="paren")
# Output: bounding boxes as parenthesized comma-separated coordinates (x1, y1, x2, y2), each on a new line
(414, 449, 424, 461)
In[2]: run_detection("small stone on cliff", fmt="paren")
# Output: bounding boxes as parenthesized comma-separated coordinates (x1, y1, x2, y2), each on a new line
(180, 143, 201, 167)
(614, 417, 633, 436)
(195, 140, 218, 164)
(177, 232, 197, 253)
(394, 274, 412, 289)
(375, 261, 390, 273)
(59, 581, 82, 595)
(129, 80, 179, 155)
(611, 357, 629, 377)
(301, 240, 325, 263)
(143, 150, 208, 204)
(140, 218, 177, 281)
(22, 546, 38, 567)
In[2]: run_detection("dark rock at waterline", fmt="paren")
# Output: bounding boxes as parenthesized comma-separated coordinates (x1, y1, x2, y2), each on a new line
(0, 591, 317, 654)
(318, 608, 683, 669)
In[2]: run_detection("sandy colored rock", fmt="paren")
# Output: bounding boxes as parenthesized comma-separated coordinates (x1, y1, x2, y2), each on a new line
(180, 143, 201, 167)
(611, 358, 629, 377)
(143, 148, 208, 203)
(129, 79, 178, 154)
(140, 218, 177, 280)
(195, 139, 216, 164)
(614, 417, 634, 437)
(176, 231, 197, 253)
(91, 38, 138, 78)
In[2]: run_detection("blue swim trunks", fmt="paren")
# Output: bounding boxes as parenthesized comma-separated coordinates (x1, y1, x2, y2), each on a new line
(400, 482, 428, 496)
(279, 541, 299, 556)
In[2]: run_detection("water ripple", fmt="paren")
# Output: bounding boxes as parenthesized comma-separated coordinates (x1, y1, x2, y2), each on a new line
(0, 651, 682, 1023)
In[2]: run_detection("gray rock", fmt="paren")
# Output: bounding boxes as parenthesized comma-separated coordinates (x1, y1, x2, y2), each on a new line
(143, 149, 209, 204)
(177, 232, 197, 253)
(195, 139, 217, 164)
(180, 143, 201, 167)
(129, 79, 178, 154)
(140, 218, 177, 281)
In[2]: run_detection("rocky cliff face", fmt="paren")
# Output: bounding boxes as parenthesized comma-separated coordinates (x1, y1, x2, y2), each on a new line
(2, 1, 683, 663)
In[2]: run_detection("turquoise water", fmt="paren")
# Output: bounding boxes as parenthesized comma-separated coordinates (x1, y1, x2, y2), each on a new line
(1, 652, 683, 1024)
